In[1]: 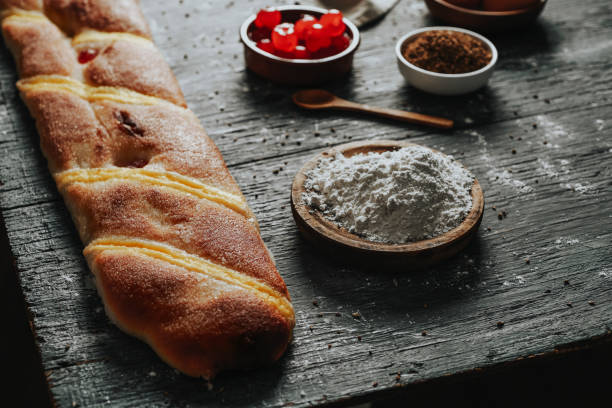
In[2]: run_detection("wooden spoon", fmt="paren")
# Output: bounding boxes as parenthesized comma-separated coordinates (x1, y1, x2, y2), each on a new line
(292, 89, 454, 129)
(291, 140, 484, 267)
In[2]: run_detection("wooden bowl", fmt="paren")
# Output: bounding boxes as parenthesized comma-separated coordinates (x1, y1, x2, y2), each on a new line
(239, 5, 360, 86)
(290, 140, 484, 267)
(424, 0, 548, 32)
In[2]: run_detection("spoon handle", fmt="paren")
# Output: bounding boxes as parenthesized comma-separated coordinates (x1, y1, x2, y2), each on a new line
(335, 100, 454, 129)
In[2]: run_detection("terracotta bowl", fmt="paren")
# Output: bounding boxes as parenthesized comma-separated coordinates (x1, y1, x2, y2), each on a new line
(424, 0, 548, 32)
(239, 5, 360, 86)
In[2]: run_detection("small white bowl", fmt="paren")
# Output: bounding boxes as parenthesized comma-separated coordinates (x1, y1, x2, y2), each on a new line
(395, 26, 498, 95)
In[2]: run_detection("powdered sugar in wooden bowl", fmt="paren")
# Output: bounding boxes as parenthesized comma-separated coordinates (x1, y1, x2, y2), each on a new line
(291, 140, 484, 267)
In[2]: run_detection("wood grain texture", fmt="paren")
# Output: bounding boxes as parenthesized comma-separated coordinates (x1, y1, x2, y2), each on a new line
(0, 0, 611, 407)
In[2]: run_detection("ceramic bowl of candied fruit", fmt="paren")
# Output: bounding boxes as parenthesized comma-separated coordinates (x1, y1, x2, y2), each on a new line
(240, 5, 360, 85)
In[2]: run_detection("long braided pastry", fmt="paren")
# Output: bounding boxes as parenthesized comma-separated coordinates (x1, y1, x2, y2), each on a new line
(1, 0, 294, 378)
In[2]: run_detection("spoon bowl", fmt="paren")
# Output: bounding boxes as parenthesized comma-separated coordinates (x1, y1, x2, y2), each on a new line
(292, 89, 336, 108)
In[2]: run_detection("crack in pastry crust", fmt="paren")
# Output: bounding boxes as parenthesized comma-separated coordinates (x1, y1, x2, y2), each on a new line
(56, 167, 250, 218)
(84, 237, 295, 322)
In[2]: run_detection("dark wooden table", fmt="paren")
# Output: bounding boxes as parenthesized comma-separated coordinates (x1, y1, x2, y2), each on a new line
(1, 0, 611, 407)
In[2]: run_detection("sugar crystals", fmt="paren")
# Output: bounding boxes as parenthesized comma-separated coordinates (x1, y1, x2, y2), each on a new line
(302, 145, 475, 243)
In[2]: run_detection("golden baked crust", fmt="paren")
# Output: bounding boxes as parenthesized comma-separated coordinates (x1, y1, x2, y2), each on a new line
(80, 38, 187, 106)
(0, 0, 41, 11)
(43, 0, 151, 37)
(1, 0, 294, 379)
(1, 13, 76, 77)
(88, 250, 292, 378)
(62, 181, 285, 294)
(18, 86, 106, 172)
(18, 85, 238, 194)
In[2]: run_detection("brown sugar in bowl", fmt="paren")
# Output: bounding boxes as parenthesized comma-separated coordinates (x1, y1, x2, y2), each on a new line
(239, 5, 360, 86)
(396, 26, 497, 95)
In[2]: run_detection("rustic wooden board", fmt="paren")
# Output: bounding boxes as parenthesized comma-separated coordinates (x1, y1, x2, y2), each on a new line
(1, 0, 611, 407)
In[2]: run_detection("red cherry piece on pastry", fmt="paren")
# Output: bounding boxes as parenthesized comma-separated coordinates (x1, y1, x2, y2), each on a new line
(272, 23, 298, 52)
(255, 7, 281, 30)
(331, 33, 351, 52)
(305, 23, 331, 53)
(295, 14, 317, 40)
(320, 9, 345, 37)
(257, 38, 275, 54)
(250, 26, 271, 42)
(293, 45, 311, 59)
(78, 48, 98, 64)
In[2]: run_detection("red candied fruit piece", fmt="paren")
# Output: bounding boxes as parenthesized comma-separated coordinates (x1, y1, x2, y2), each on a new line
(320, 9, 345, 37)
(305, 23, 331, 53)
(311, 47, 337, 59)
(271, 22, 298, 52)
(78, 48, 98, 64)
(295, 14, 317, 40)
(331, 33, 351, 52)
(293, 45, 311, 59)
(256, 38, 275, 54)
(254, 7, 281, 30)
(250, 26, 271, 42)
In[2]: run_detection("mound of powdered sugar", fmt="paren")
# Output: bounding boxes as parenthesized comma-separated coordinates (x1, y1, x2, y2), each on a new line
(302, 145, 475, 243)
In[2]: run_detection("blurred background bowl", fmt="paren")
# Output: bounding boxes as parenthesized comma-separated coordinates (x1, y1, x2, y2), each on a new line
(424, 0, 548, 32)
(240, 5, 360, 86)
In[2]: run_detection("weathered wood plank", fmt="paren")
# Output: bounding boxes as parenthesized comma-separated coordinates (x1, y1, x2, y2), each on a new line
(0, 0, 611, 407)
(2, 103, 610, 406)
